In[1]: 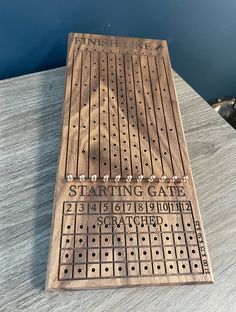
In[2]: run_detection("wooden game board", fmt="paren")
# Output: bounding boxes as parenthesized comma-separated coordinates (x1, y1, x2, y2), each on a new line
(46, 33, 213, 290)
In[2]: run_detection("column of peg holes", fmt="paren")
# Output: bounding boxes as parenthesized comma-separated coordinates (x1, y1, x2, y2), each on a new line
(59, 201, 203, 280)
(65, 47, 187, 180)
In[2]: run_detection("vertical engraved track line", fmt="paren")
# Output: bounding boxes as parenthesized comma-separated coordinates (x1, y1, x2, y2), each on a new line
(180, 208, 192, 273)
(99, 213, 102, 277)
(76, 51, 83, 178)
(106, 53, 111, 177)
(58, 204, 65, 279)
(171, 225, 179, 274)
(131, 55, 143, 175)
(148, 223, 154, 275)
(160, 224, 167, 274)
(87, 52, 91, 178)
(65, 48, 75, 178)
(72, 203, 77, 278)
(136, 224, 141, 275)
(86, 226, 89, 278)
(154, 57, 175, 175)
(123, 54, 133, 176)
(146, 56, 164, 175)
(139, 55, 154, 174)
(123, 225, 129, 276)
(115, 54, 122, 177)
(112, 222, 115, 276)
(98, 52, 101, 177)
(163, 57, 185, 175)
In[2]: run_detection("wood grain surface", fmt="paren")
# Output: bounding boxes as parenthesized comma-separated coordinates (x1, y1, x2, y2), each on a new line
(0, 66, 235, 310)
(46, 33, 212, 290)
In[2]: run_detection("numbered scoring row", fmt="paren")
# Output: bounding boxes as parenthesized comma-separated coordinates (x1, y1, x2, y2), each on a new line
(64, 201, 192, 214)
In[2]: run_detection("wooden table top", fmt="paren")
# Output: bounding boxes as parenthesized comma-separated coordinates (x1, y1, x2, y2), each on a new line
(0, 67, 235, 311)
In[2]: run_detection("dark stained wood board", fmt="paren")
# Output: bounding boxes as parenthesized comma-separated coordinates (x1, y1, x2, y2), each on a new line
(46, 33, 213, 290)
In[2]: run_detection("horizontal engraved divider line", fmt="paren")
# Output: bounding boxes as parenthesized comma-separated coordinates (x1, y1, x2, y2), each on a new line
(61, 231, 196, 235)
(63, 212, 192, 215)
(60, 244, 198, 249)
(59, 272, 204, 282)
(75, 48, 161, 57)
(69, 178, 187, 183)
(71, 176, 184, 179)
(60, 258, 201, 265)
(64, 201, 191, 204)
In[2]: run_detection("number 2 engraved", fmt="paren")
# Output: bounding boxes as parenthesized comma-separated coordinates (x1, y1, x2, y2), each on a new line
(66, 203, 72, 212)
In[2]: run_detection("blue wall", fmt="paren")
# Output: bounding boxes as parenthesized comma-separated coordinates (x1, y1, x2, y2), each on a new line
(1, 0, 235, 100)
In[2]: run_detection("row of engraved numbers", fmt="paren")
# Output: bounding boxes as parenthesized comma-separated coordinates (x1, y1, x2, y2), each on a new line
(64, 201, 192, 214)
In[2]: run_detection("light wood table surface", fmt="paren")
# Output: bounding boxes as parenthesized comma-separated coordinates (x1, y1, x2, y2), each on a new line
(0, 67, 235, 311)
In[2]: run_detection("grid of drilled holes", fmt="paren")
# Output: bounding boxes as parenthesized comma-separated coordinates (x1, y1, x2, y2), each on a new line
(59, 201, 203, 280)
(66, 47, 186, 179)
